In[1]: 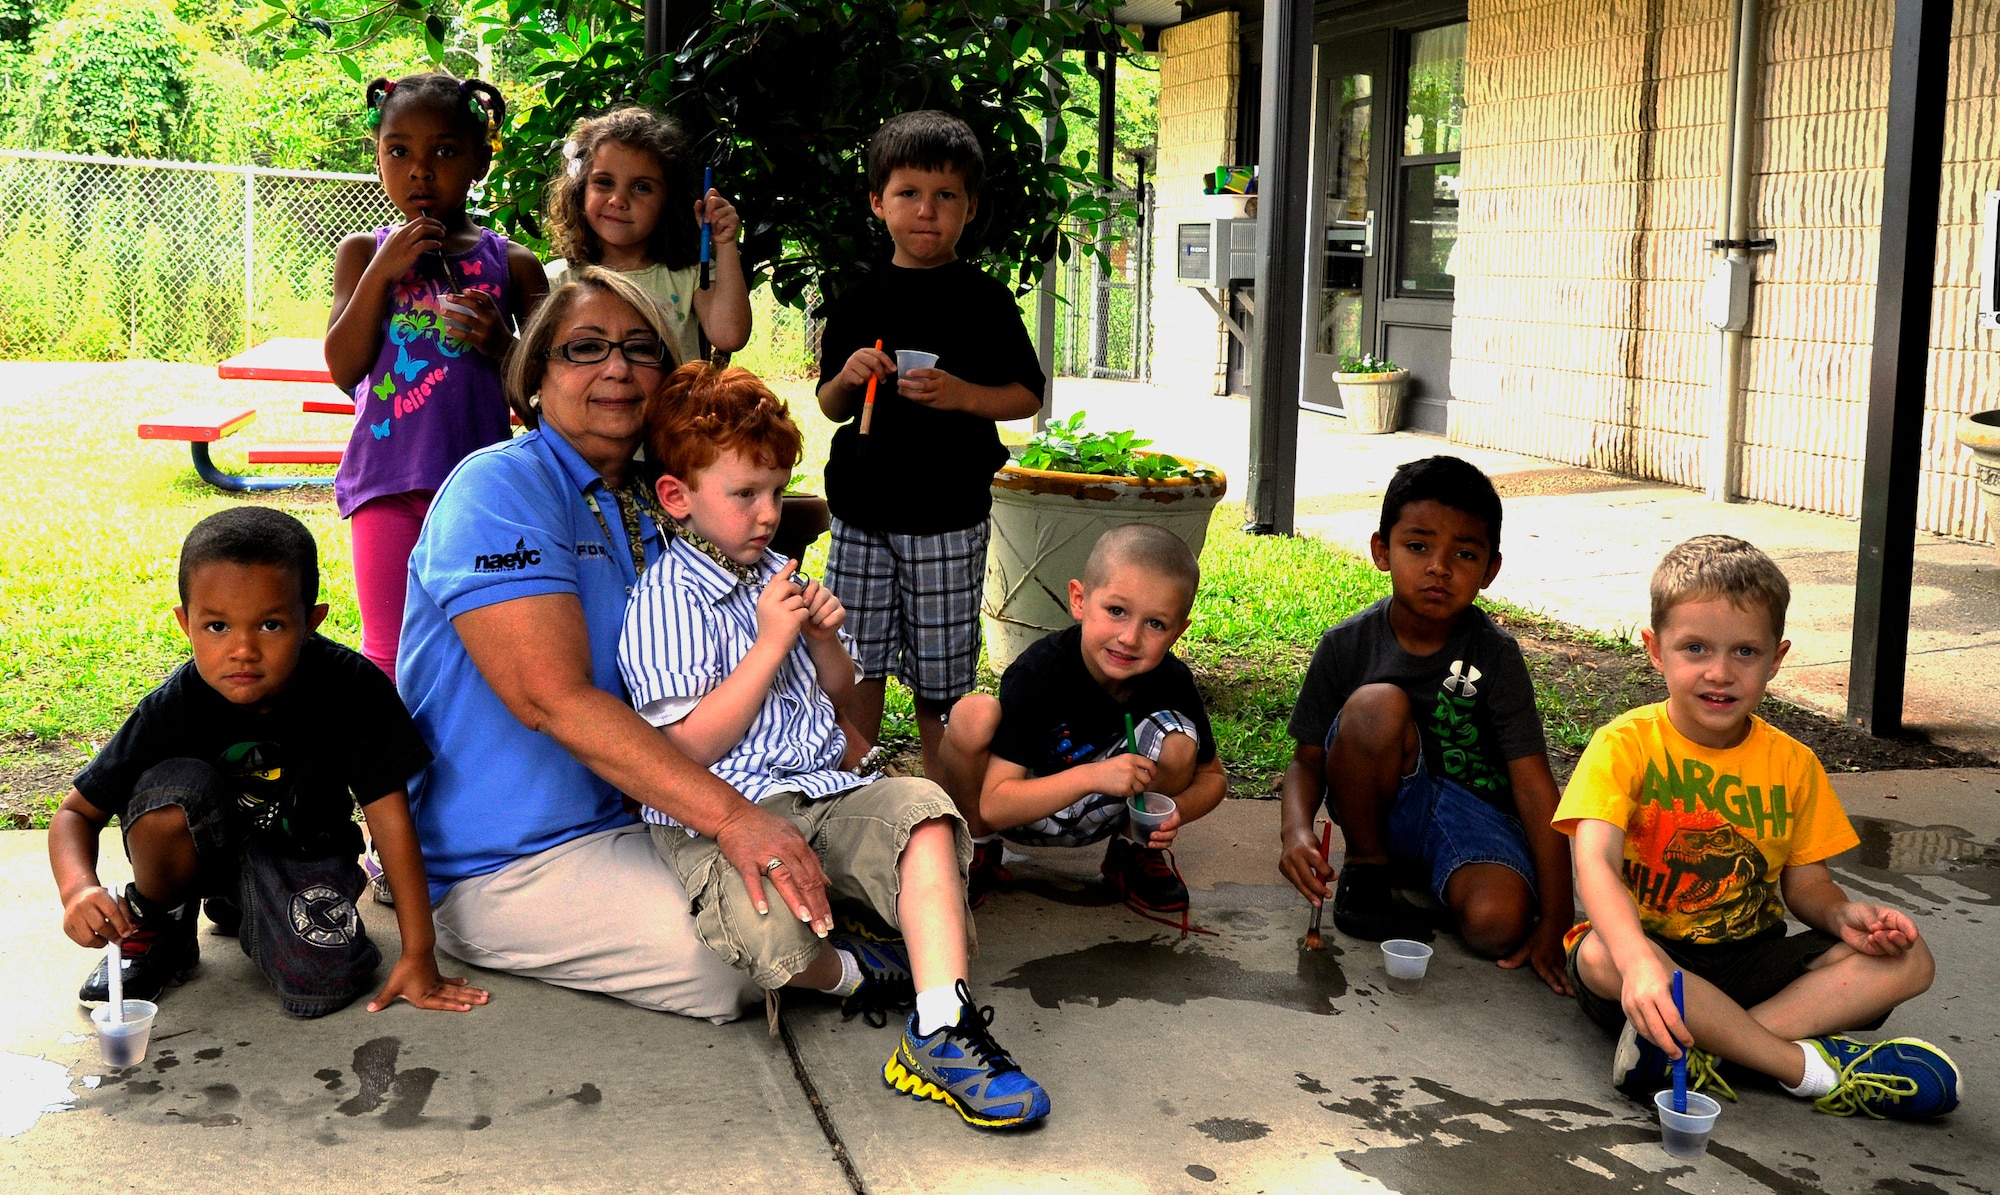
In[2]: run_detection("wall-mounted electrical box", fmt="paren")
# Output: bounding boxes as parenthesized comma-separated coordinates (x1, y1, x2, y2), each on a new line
(1175, 218, 1257, 289)
(1980, 190, 2000, 329)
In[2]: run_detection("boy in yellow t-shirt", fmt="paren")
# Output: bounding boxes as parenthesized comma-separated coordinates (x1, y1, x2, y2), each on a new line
(1554, 535, 1958, 1120)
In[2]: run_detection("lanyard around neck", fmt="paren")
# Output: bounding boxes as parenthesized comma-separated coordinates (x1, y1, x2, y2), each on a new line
(583, 481, 655, 582)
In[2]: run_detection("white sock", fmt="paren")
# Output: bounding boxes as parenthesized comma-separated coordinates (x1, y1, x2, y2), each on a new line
(1782, 1041, 1838, 1098)
(914, 983, 965, 1036)
(817, 945, 863, 997)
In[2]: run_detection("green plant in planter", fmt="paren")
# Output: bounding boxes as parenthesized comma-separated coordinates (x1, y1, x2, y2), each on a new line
(1337, 352, 1400, 376)
(1016, 410, 1209, 481)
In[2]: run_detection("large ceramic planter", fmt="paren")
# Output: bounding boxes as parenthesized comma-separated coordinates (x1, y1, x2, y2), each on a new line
(1335, 369, 1410, 434)
(1958, 411, 2000, 563)
(982, 457, 1229, 670)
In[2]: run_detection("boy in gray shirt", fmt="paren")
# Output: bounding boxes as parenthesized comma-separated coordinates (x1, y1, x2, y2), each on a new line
(1277, 456, 1573, 993)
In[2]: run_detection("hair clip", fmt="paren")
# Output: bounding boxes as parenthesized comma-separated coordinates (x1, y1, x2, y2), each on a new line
(563, 140, 583, 178)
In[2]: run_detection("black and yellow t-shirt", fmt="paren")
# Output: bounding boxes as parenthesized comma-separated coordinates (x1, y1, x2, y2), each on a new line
(1554, 703, 1858, 945)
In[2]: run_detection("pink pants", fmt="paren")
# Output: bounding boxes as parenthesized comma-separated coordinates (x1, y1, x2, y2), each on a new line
(350, 491, 433, 683)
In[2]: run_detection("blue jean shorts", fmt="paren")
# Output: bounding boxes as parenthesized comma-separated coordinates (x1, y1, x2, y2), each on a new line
(1325, 719, 1538, 904)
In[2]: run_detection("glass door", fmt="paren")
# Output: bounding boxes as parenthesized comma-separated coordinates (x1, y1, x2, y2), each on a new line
(1302, 35, 1388, 414)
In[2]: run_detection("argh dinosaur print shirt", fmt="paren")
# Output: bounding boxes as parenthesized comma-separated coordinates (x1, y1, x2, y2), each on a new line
(1554, 703, 1858, 946)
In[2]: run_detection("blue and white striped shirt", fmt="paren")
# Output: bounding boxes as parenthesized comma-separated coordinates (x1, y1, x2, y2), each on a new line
(617, 534, 869, 830)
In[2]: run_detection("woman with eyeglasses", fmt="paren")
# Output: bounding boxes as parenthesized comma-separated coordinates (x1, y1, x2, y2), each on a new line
(393, 267, 831, 1020)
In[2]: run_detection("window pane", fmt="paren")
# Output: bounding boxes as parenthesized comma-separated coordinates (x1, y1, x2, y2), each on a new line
(1317, 71, 1371, 358)
(1397, 161, 1460, 295)
(1404, 23, 1466, 156)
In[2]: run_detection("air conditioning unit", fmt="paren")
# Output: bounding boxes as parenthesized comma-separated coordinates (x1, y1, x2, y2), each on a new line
(1175, 217, 1257, 289)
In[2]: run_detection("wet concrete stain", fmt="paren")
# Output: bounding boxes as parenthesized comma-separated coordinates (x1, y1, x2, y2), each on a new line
(1296, 1072, 1331, 1094)
(315, 1127, 341, 1146)
(995, 937, 1346, 1014)
(1319, 1075, 1828, 1194)
(314, 1067, 344, 1090)
(1185, 1164, 1217, 1182)
(122, 1080, 163, 1096)
(334, 1037, 440, 1127)
(467, 1114, 491, 1131)
(1835, 817, 2000, 906)
(567, 1083, 602, 1106)
(194, 1047, 223, 1060)
(1192, 1116, 1270, 1143)
(1873, 1182, 1950, 1195)
(152, 1052, 179, 1072)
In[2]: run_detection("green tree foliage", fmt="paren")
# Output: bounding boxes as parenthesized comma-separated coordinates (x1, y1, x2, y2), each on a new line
(27, 0, 198, 158)
(265, 0, 1141, 305)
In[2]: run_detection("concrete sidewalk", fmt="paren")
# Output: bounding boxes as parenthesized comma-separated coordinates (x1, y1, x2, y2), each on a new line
(1030, 380, 2000, 759)
(3, 769, 1997, 1193)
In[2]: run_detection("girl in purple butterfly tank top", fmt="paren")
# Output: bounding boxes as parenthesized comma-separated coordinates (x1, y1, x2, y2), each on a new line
(326, 72, 549, 681)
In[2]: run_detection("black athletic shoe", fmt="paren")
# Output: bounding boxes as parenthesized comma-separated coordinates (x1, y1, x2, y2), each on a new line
(1101, 834, 1190, 913)
(203, 895, 241, 938)
(1331, 862, 1424, 942)
(78, 884, 199, 1006)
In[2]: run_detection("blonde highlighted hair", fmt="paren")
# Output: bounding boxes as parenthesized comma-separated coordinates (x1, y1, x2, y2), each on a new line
(503, 266, 683, 429)
(1649, 534, 1791, 640)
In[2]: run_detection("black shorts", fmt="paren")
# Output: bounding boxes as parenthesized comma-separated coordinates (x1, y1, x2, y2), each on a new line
(123, 759, 380, 1018)
(1565, 920, 1882, 1034)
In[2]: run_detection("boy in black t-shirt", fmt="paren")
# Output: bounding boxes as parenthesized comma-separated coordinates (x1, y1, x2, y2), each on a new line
(49, 508, 486, 1018)
(1277, 456, 1573, 994)
(940, 525, 1227, 915)
(815, 110, 1046, 783)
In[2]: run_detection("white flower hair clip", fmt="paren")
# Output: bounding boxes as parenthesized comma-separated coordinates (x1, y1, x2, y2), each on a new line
(563, 140, 583, 178)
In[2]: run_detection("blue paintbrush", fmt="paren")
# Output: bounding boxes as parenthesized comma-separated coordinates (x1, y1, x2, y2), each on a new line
(1671, 970, 1688, 1113)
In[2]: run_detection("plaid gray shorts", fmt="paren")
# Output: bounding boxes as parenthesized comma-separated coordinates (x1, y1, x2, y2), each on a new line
(824, 517, 989, 702)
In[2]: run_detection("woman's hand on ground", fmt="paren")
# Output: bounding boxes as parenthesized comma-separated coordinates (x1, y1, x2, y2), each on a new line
(367, 954, 490, 1013)
(714, 803, 833, 935)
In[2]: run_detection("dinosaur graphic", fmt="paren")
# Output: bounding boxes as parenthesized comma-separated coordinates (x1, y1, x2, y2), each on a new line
(1661, 823, 1762, 914)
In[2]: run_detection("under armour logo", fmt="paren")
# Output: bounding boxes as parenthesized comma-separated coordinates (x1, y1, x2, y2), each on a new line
(1442, 660, 1482, 697)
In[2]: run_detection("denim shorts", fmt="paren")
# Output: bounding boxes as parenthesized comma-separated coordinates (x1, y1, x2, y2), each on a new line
(1325, 719, 1537, 904)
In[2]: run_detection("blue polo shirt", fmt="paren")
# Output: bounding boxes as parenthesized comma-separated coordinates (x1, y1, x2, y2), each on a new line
(398, 427, 663, 900)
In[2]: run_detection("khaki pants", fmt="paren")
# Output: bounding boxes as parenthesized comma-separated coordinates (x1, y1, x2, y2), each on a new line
(432, 824, 761, 1024)
(656, 777, 972, 989)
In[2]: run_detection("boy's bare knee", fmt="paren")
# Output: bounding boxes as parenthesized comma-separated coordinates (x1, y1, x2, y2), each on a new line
(1895, 937, 1936, 998)
(1334, 685, 1414, 752)
(126, 802, 191, 846)
(1449, 866, 1534, 957)
(943, 694, 999, 751)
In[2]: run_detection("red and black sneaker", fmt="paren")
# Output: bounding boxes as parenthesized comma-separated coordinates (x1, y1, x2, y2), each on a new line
(1102, 834, 1190, 913)
(78, 884, 199, 1006)
(967, 839, 1015, 909)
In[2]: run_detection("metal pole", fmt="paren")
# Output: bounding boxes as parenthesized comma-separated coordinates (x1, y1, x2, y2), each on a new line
(1245, 0, 1313, 534)
(644, 0, 666, 59)
(242, 171, 255, 352)
(1848, 0, 1952, 735)
(1706, 0, 1758, 503)
(1035, 13, 1062, 429)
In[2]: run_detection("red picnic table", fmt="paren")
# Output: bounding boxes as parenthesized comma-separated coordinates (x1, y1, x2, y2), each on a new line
(131, 340, 350, 492)
(216, 337, 356, 416)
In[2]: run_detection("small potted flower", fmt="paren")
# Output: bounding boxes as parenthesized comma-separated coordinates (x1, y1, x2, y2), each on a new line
(1957, 411, 2000, 563)
(984, 411, 1228, 669)
(1335, 352, 1411, 435)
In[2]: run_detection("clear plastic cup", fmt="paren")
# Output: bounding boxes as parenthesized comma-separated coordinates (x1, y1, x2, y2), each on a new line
(1380, 939, 1433, 993)
(895, 349, 939, 375)
(1125, 792, 1176, 844)
(92, 1000, 159, 1067)
(1654, 1089, 1721, 1159)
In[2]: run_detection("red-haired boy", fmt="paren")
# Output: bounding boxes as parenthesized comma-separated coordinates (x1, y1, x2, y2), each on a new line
(615, 363, 1048, 1131)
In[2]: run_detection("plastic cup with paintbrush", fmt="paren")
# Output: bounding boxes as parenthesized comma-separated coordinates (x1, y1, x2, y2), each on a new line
(91, 935, 158, 1067)
(1303, 821, 1334, 951)
(1654, 970, 1720, 1157)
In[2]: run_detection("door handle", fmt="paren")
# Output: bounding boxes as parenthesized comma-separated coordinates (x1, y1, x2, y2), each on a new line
(1364, 210, 1377, 258)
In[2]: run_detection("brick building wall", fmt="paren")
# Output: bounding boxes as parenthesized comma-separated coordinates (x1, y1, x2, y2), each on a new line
(1151, 12, 1240, 394)
(1452, 0, 1996, 543)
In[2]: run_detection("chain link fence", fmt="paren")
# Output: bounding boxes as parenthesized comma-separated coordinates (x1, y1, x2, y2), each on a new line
(1048, 188, 1150, 381)
(0, 150, 398, 363)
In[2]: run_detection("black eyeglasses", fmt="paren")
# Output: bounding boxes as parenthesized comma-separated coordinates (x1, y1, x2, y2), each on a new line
(545, 336, 670, 366)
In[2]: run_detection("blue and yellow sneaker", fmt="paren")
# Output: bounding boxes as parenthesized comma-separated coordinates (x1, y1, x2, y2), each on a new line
(831, 933, 914, 1028)
(1612, 1018, 1738, 1102)
(1811, 1035, 1960, 1119)
(883, 980, 1050, 1130)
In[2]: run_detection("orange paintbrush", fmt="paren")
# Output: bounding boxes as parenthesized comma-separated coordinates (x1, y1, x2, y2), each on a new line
(858, 338, 884, 435)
